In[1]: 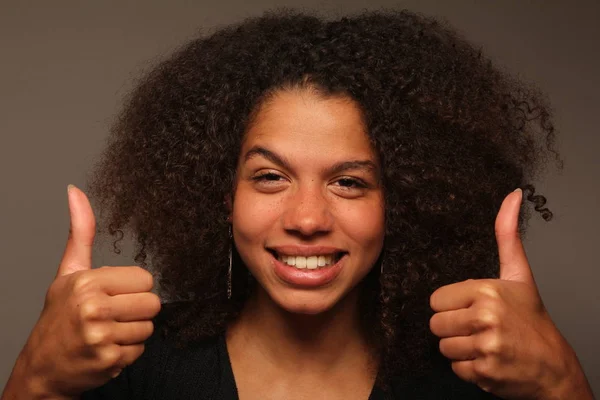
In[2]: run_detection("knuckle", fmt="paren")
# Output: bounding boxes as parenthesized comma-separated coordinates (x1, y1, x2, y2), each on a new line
(472, 358, 494, 379)
(474, 308, 500, 330)
(72, 272, 98, 295)
(98, 345, 122, 368)
(476, 283, 501, 300)
(79, 300, 109, 321)
(82, 325, 109, 346)
(475, 333, 502, 356)
(79, 301, 98, 321)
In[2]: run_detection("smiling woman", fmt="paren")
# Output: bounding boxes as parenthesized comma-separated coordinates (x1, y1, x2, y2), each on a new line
(226, 91, 385, 398)
(233, 90, 384, 311)
(1, 8, 594, 400)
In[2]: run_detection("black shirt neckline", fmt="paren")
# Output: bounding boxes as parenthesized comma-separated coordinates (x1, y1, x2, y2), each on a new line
(217, 334, 386, 400)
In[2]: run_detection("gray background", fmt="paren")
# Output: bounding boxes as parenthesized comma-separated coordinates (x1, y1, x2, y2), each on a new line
(1, 0, 598, 396)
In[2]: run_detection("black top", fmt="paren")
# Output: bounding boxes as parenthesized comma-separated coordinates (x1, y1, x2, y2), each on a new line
(82, 306, 499, 400)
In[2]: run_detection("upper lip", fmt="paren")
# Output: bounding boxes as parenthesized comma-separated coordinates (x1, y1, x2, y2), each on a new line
(267, 245, 347, 256)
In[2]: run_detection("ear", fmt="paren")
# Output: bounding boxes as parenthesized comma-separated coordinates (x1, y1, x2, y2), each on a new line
(224, 193, 233, 222)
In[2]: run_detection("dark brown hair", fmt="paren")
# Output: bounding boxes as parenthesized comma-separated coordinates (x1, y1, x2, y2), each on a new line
(88, 9, 560, 391)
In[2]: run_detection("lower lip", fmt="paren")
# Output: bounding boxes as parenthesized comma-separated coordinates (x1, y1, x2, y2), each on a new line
(272, 253, 346, 288)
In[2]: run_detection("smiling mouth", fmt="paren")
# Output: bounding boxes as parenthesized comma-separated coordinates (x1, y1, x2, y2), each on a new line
(267, 250, 346, 270)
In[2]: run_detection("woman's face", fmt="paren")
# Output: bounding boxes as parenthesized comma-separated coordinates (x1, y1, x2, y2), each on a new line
(232, 89, 385, 315)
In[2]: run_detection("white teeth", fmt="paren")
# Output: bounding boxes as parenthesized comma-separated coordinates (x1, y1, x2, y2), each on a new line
(296, 256, 307, 268)
(277, 254, 337, 269)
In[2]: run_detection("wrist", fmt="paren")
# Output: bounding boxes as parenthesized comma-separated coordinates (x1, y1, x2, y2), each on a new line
(2, 349, 72, 400)
(552, 366, 594, 400)
(541, 344, 594, 400)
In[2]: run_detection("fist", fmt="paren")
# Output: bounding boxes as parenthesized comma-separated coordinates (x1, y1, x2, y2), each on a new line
(19, 186, 161, 397)
(429, 189, 589, 399)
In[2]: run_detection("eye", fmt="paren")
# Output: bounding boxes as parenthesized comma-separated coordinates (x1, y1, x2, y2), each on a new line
(252, 172, 283, 182)
(333, 177, 367, 189)
(250, 171, 288, 192)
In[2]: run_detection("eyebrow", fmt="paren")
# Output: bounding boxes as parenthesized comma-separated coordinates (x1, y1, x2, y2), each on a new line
(243, 145, 379, 177)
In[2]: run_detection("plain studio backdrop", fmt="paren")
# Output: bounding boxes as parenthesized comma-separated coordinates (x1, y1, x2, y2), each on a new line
(0, 0, 598, 396)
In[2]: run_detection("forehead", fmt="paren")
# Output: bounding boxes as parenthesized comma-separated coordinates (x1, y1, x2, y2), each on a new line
(241, 89, 376, 161)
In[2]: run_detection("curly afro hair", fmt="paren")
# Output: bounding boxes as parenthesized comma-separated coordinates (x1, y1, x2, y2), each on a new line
(88, 8, 561, 391)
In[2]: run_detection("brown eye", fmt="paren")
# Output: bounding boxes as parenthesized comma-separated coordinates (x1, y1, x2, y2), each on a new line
(250, 172, 288, 193)
(252, 172, 282, 182)
(334, 178, 367, 188)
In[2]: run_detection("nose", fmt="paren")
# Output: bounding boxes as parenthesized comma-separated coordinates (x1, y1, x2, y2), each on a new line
(281, 182, 333, 237)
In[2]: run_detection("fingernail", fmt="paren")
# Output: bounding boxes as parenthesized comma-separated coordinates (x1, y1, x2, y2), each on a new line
(111, 368, 123, 378)
(67, 184, 76, 193)
(513, 188, 523, 204)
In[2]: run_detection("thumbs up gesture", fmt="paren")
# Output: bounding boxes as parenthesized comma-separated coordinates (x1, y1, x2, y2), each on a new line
(429, 189, 593, 399)
(2, 186, 161, 399)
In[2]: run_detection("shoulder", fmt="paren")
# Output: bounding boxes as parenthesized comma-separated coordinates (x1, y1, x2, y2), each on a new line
(82, 302, 226, 400)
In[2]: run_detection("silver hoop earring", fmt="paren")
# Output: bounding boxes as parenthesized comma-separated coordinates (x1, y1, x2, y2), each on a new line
(227, 225, 232, 300)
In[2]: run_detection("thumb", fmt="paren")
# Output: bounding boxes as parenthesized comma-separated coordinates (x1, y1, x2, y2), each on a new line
(495, 188, 535, 285)
(57, 184, 96, 277)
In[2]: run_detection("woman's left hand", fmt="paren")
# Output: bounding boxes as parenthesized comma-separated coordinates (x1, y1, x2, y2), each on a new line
(429, 189, 594, 399)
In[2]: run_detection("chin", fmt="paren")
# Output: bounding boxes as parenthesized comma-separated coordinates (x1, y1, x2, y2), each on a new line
(280, 302, 333, 315)
(272, 288, 346, 316)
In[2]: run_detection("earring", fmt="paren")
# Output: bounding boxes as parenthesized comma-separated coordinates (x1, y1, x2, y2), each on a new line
(380, 260, 384, 276)
(227, 225, 232, 300)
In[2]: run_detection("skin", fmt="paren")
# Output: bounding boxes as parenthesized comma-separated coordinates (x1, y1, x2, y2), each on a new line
(226, 89, 384, 399)
(226, 88, 594, 399)
(1, 89, 593, 400)
(1, 186, 161, 399)
(429, 189, 594, 399)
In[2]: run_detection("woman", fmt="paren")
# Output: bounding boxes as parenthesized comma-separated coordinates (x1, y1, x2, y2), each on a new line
(2, 9, 593, 400)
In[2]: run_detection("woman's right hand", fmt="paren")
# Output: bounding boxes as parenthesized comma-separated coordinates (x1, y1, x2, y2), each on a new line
(1, 185, 161, 399)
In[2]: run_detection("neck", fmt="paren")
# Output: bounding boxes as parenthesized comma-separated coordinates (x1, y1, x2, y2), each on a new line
(226, 282, 378, 376)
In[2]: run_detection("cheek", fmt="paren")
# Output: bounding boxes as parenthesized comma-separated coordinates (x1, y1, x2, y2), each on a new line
(232, 188, 281, 243)
(337, 200, 384, 238)
(335, 200, 385, 252)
